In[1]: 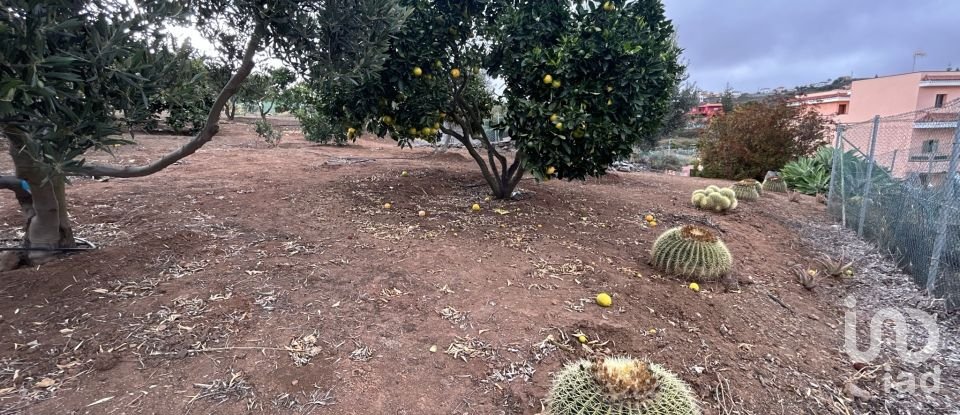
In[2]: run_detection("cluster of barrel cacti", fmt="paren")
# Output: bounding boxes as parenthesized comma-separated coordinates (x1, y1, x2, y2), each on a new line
(762, 176, 787, 193)
(547, 356, 700, 415)
(690, 185, 738, 213)
(650, 225, 732, 282)
(731, 180, 760, 201)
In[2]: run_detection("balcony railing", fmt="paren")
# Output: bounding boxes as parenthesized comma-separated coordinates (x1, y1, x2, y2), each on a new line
(908, 153, 951, 162)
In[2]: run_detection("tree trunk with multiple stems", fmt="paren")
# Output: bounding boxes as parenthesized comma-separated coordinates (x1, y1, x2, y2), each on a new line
(439, 98, 525, 200)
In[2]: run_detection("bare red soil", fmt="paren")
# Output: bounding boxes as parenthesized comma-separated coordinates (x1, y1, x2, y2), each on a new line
(0, 123, 952, 414)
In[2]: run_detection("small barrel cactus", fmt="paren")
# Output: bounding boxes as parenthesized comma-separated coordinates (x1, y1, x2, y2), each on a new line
(762, 176, 787, 193)
(650, 225, 732, 281)
(690, 187, 737, 212)
(547, 356, 700, 415)
(731, 181, 759, 201)
(740, 178, 762, 195)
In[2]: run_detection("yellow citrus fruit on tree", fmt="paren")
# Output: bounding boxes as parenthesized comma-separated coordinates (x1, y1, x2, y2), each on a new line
(688, 282, 700, 292)
(543, 74, 553, 84)
(412, 66, 423, 77)
(383, 203, 392, 209)
(546, 166, 556, 175)
(450, 68, 461, 78)
(644, 214, 654, 222)
(549, 113, 559, 123)
(596, 292, 612, 307)
(381, 115, 393, 125)
(551, 80, 561, 88)
(471, 203, 481, 212)
(433, 122, 440, 129)
(422, 127, 433, 136)
(555, 122, 563, 130)
(607, 98, 613, 106)
(603, 1, 615, 11)
(408, 127, 417, 135)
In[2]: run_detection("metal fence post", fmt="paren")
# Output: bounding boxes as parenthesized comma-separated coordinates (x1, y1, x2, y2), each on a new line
(857, 115, 881, 236)
(926, 114, 960, 293)
(828, 124, 843, 206)
(840, 137, 847, 227)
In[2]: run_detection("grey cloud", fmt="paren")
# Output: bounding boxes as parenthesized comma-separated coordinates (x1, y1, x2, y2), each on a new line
(663, 0, 960, 92)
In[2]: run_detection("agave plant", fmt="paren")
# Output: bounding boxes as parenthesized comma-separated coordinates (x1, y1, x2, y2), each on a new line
(781, 157, 829, 195)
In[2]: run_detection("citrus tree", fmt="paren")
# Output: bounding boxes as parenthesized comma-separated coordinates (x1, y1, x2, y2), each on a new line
(237, 67, 295, 119)
(321, 0, 681, 198)
(0, 0, 407, 266)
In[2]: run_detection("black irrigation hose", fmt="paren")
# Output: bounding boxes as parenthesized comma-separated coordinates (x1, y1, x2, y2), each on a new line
(0, 237, 98, 252)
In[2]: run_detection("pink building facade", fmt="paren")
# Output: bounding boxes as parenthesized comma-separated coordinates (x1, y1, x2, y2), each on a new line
(791, 89, 851, 119)
(799, 72, 960, 182)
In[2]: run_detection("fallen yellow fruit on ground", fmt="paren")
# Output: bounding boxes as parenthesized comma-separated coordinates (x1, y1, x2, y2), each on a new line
(383, 203, 392, 209)
(649, 221, 657, 227)
(644, 214, 654, 222)
(689, 282, 700, 292)
(418, 210, 427, 217)
(401, 170, 409, 177)
(596, 292, 612, 307)
(577, 335, 587, 343)
(471, 203, 481, 212)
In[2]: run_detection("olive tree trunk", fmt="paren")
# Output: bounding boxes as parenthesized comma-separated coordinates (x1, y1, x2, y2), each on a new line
(0, 129, 74, 267)
(0, 22, 266, 269)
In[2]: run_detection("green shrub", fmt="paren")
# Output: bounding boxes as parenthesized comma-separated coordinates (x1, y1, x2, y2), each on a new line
(698, 95, 829, 180)
(255, 120, 282, 146)
(294, 108, 346, 145)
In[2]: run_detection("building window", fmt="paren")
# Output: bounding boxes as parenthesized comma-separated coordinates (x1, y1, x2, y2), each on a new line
(922, 140, 939, 154)
(837, 103, 848, 115)
(935, 94, 947, 108)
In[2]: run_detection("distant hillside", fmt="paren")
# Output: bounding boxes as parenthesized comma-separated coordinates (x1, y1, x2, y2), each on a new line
(794, 76, 857, 95)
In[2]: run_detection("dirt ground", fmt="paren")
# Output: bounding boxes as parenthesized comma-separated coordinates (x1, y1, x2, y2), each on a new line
(0, 123, 955, 414)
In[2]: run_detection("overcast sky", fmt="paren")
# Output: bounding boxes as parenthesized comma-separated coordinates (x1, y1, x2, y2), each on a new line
(662, 0, 960, 93)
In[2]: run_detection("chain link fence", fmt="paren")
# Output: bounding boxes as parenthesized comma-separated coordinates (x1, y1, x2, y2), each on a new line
(828, 99, 960, 310)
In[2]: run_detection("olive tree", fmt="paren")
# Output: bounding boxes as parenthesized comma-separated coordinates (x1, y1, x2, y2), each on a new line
(0, 0, 407, 266)
(322, 0, 681, 198)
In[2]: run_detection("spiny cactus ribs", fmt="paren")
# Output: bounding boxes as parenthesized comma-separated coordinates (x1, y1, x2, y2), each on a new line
(738, 178, 762, 195)
(547, 356, 700, 415)
(690, 187, 737, 212)
(762, 176, 787, 193)
(732, 180, 760, 201)
(650, 225, 732, 281)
